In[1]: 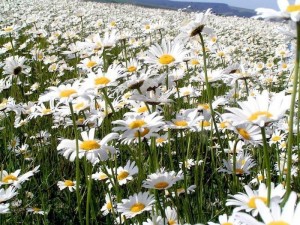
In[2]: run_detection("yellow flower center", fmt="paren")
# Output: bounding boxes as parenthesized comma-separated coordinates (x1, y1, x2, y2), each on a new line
(156, 137, 166, 143)
(174, 120, 188, 127)
(248, 196, 268, 208)
(159, 54, 175, 65)
(282, 63, 288, 69)
(134, 128, 150, 137)
(94, 77, 111, 85)
(33, 207, 41, 212)
(110, 21, 116, 27)
(202, 120, 211, 127)
(42, 108, 52, 114)
(4, 27, 13, 32)
(137, 106, 147, 113)
(287, 4, 300, 12)
(154, 181, 169, 189)
(221, 223, 233, 225)
(99, 173, 108, 180)
(235, 169, 244, 175)
(117, 171, 129, 180)
(106, 202, 112, 210)
(129, 120, 146, 129)
(271, 136, 281, 142)
(80, 140, 100, 151)
(198, 104, 210, 110)
(191, 59, 200, 65)
(2, 174, 18, 183)
(145, 25, 150, 29)
(258, 175, 264, 181)
(127, 66, 137, 72)
(74, 102, 85, 110)
(248, 111, 273, 122)
(219, 121, 228, 129)
(130, 202, 145, 213)
(268, 222, 289, 225)
(60, 89, 77, 98)
(237, 128, 251, 140)
(217, 51, 225, 57)
(86, 60, 97, 68)
(168, 220, 177, 225)
(64, 180, 74, 187)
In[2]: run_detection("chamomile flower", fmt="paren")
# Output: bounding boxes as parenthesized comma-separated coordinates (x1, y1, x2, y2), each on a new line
(179, 8, 214, 37)
(219, 151, 256, 176)
(112, 112, 164, 140)
(57, 180, 77, 192)
(223, 90, 291, 127)
(0, 166, 40, 189)
(117, 192, 155, 218)
(115, 160, 138, 186)
(143, 39, 189, 68)
(0, 186, 18, 203)
(101, 193, 115, 215)
(57, 128, 119, 163)
(142, 169, 183, 190)
(226, 182, 286, 216)
(235, 191, 300, 225)
(3, 56, 30, 77)
(26, 207, 45, 215)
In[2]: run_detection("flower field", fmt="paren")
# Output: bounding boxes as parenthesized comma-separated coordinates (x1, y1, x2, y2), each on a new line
(0, 0, 300, 224)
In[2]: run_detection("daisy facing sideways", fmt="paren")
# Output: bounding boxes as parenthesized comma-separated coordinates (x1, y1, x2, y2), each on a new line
(222, 90, 291, 127)
(235, 191, 300, 225)
(226, 182, 286, 216)
(57, 128, 119, 163)
(117, 192, 155, 218)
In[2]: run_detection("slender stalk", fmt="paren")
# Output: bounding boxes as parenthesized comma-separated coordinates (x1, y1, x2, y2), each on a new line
(69, 103, 83, 225)
(261, 127, 271, 206)
(198, 32, 224, 154)
(285, 22, 300, 200)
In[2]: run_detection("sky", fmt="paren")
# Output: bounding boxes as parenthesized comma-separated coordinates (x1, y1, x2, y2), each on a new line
(172, 0, 279, 10)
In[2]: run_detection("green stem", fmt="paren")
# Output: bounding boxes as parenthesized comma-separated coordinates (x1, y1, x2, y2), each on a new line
(285, 22, 300, 200)
(198, 32, 225, 155)
(261, 127, 271, 206)
(69, 103, 83, 225)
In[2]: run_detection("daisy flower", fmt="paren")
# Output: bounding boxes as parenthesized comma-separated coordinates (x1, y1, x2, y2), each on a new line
(26, 207, 45, 215)
(219, 151, 256, 176)
(179, 8, 214, 37)
(83, 64, 123, 91)
(117, 192, 155, 218)
(112, 112, 164, 140)
(269, 129, 286, 146)
(168, 109, 202, 130)
(165, 206, 178, 225)
(255, 0, 300, 22)
(0, 166, 40, 189)
(57, 180, 77, 192)
(77, 56, 102, 71)
(0, 186, 18, 203)
(235, 191, 300, 225)
(114, 160, 138, 186)
(226, 182, 286, 216)
(222, 90, 291, 127)
(101, 193, 115, 215)
(143, 39, 189, 68)
(142, 169, 183, 190)
(3, 56, 30, 77)
(57, 128, 119, 163)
